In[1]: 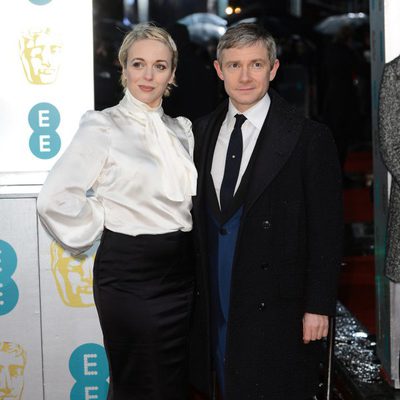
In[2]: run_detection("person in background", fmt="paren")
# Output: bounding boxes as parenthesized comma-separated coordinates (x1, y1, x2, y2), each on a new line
(321, 25, 361, 171)
(163, 22, 219, 121)
(189, 23, 343, 400)
(379, 54, 400, 283)
(37, 23, 197, 400)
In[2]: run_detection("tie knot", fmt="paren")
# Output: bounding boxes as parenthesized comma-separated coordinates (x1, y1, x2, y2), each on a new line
(234, 114, 246, 128)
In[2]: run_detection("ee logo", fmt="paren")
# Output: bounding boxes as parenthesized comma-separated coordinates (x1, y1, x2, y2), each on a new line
(69, 343, 109, 400)
(29, 102, 61, 159)
(29, 0, 52, 4)
(0, 240, 19, 316)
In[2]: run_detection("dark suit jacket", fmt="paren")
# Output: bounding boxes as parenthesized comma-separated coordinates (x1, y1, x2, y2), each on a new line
(189, 89, 343, 400)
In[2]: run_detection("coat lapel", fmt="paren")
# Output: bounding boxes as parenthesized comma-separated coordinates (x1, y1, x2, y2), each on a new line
(243, 90, 303, 216)
(193, 101, 228, 222)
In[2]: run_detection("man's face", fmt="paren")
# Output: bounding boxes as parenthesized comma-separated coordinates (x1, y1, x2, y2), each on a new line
(19, 29, 62, 85)
(214, 42, 279, 112)
(51, 243, 94, 307)
(0, 352, 24, 400)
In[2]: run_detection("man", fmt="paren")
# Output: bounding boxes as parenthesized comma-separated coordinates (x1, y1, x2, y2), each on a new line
(190, 23, 343, 400)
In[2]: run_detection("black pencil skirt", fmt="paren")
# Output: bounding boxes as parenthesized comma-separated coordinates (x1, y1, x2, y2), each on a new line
(93, 228, 195, 400)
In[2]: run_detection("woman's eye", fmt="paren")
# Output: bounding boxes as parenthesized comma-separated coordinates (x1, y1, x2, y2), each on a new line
(132, 61, 144, 68)
(155, 64, 167, 71)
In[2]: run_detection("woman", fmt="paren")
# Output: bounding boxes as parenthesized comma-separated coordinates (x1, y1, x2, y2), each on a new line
(37, 23, 197, 399)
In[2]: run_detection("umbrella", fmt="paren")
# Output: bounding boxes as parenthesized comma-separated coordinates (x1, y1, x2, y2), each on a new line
(314, 13, 368, 35)
(178, 12, 227, 46)
(179, 12, 227, 28)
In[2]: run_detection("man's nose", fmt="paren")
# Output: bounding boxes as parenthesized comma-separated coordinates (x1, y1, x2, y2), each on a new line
(239, 66, 251, 82)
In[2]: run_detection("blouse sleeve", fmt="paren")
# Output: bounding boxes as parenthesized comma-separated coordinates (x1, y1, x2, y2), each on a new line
(37, 110, 111, 254)
(176, 116, 194, 157)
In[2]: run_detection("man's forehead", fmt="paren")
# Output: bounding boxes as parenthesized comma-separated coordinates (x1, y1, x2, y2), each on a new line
(221, 43, 269, 62)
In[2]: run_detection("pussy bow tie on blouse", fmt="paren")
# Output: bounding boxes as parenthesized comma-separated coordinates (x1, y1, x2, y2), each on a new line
(123, 90, 197, 202)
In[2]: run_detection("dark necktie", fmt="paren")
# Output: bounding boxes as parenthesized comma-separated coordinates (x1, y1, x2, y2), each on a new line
(220, 114, 247, 212)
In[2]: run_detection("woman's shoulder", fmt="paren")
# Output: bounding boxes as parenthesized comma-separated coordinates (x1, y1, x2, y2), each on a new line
(79, 108, 113, 126)
(164, 114, 193, 135)
(78, 104, 125, 136)
(175, 115, 192, 130)
(72, 109, 116, 145)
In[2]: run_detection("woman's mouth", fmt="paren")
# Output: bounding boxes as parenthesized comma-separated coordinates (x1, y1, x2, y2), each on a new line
(139, 85, 154, 92)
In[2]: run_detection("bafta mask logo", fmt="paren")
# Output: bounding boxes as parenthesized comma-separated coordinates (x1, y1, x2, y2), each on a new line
(0, 342, 26, 400)
(50, 242, 96, 308)
(19, 28, 62, 85)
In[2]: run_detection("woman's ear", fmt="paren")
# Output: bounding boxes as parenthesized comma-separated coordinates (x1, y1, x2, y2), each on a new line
(169, 68, 176, 84)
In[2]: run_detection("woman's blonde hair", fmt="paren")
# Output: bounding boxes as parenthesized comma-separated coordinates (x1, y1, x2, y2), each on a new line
(118, 23, 178, 96)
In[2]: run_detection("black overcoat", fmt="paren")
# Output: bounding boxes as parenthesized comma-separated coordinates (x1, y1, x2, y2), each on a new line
(189, 89, 343, 400)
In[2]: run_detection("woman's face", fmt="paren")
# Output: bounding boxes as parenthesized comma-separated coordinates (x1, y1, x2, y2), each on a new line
(124, 39, 175, 108)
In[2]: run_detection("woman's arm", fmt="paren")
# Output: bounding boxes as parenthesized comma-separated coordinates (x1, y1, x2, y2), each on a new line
(37, 111, 111, 254)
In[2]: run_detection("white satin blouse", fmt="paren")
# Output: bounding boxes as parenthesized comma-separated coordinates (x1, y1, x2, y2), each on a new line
(37, 90, 197, 254)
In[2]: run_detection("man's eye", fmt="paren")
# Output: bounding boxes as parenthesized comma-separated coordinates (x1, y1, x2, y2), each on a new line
(228, 63, 240, 69)
(253, 62, 263, 68)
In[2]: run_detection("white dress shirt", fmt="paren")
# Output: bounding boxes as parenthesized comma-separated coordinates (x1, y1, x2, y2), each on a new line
(37, 90, 197, 254)
(211, 93, 271, 205)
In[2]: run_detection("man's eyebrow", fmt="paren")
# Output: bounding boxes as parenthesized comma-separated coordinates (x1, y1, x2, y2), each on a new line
(224, 58, 266, 64)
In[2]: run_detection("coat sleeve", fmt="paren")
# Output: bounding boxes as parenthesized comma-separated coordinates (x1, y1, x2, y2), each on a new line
(303, 124, 343, 315)
(379, 58, 400, 184)
(37, 110, 111, 255)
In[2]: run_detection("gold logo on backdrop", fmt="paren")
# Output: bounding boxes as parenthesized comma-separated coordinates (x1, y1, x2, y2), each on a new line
(50, 242, 95, 308)
(0, 342, 26, 400)
(19, 28, 62, 85)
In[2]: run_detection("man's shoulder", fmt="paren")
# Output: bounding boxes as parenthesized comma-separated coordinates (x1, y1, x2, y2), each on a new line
(192, 100, 228, 135)
(269, 89, 329, 136)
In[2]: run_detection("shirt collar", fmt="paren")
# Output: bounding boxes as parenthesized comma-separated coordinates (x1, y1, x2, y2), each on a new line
(227, 92, 271, 130)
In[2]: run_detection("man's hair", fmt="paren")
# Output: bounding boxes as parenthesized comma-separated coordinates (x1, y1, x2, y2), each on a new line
(216, 23, 277, 66)
(118, 22, 178, 96)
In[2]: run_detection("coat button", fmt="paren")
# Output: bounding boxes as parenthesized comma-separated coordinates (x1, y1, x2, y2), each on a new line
(196, 290, 200, 296)
(262, 220, 271, 230)
(261, 262, 269, 270)
(219, 227, 228, 235)
(258, 302, 265, 311)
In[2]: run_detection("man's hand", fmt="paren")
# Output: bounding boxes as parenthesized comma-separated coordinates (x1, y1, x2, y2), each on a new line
(302, 313, 329, 344)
